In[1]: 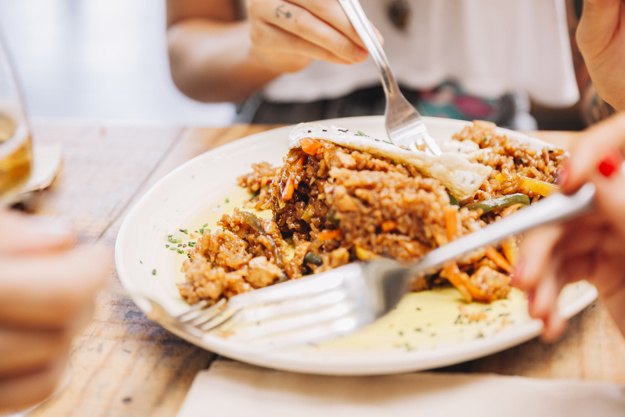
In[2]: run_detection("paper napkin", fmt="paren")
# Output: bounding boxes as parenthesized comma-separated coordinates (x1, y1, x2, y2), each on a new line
(177, 360, 625, 417)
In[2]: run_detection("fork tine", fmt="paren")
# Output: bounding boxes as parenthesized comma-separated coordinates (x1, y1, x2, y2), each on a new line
(228, 301, 361, 343)
(228, 288, 348, 326)
(176, 298, 223, 322)
(197, 307, 239, 331)
(339, 0, 442, 156)
(197, 285, 351, 333)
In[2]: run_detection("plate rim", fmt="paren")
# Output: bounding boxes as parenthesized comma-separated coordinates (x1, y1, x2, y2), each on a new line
(115, 115, 597, 375)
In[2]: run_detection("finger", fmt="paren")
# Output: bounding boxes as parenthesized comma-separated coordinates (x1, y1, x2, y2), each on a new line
(287, 0, 380, 48)
(591, 161, 625, 238)
(0, 327, 72, 376)
(0, 210, 75, 255)
(561, 114, 625, 193)
(527, 255, 562, 322)
(540, 311, 568, 343)
(515, 224, 563, 291)
(250, 0, 368, 63)
(250, 20, 355, 66)
(0, 357, 66, 411)
(528, 255, 568, 342)
(0, 244, 112, 329)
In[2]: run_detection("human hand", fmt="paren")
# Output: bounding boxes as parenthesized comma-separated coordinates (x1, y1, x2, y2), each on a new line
(515, 114, 625, 342)
(576, 0, 625, 111)
(0, 210, 111, 411)
(246, 0, 381, 73)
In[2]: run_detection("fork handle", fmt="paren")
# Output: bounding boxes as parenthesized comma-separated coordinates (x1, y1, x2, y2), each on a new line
(339, 0, 399, 97)
(410, 183, 597, 275)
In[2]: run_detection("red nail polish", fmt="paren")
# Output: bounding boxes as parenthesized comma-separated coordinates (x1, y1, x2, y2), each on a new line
(556, 165, 569, 186)
(598, 149, 623, 178)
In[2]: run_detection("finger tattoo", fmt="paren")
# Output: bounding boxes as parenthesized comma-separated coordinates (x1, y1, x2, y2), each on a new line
(276, 4, 292, 19)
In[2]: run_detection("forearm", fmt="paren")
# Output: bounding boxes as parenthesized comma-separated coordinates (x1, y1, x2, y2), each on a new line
(167, 19, 282, 103)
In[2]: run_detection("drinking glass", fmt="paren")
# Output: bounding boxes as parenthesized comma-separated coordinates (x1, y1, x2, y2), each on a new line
(0, 30, 32, 202)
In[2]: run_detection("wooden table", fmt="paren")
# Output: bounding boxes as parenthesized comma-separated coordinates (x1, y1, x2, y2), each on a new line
(16, 121, 624, 417)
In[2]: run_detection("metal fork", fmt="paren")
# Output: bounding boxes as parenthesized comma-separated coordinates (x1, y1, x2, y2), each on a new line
(338, 0, 442, 155)
(136, 184, 595, 350)
(135, 264, 388, 350)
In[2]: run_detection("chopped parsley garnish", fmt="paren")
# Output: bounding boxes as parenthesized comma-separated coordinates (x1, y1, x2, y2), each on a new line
(356, 130, 369, 137)
(152, 269, 157, 276)
(179, 229, 188, 234)
(225, 198, 230, 203)
(167, 235, 181, 244)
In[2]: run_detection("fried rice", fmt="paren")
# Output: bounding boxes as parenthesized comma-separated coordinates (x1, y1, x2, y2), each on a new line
(177, 121, 566, 305)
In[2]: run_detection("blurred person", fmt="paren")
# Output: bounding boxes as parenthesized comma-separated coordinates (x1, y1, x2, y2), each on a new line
(514, 113, 625, 342)
(0, 210, 110, 411)
(514, 0, 625, 342)
(166, 0, 617, 129)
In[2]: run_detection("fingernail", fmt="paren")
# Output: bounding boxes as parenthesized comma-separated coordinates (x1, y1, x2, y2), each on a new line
(597, 148, 623, 178)
(556, 164, 569, 186)
(511, 259, 525, 287)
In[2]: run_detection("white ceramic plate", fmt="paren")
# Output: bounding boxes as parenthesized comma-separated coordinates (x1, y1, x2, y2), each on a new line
(115, 116, 597, 376)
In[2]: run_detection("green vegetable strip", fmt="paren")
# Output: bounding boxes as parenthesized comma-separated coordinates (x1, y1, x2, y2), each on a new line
(465, 193, 530, 214)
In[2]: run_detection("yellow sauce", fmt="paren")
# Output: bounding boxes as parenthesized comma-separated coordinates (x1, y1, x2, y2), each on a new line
(319, 287, 528, 353)
(168, 186, 529, 353)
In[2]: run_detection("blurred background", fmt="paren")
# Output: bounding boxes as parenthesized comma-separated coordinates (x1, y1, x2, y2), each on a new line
(0, 0, 582, 129)
(0, 0, 236, 125)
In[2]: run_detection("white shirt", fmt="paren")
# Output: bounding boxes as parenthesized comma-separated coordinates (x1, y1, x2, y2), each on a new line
(261, 0, 579, 107)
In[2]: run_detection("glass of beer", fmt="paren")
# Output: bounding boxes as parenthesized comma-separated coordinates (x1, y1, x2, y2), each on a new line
(0, 31, 32, 204)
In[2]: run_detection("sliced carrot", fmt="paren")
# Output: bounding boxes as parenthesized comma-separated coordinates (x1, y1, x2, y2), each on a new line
(300, 138, 324, 155)
(485, 246, 513, 273)
(495, 173, 558, 197)
(381, 220, 397, 232)
(444, 206, 459, 242)
(519, 176, 558, 197)
(318, 229, 342, 241)
(442, 262, 472, 303)
(501, 236, 519, 266)
(282, 177, 295, 201)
